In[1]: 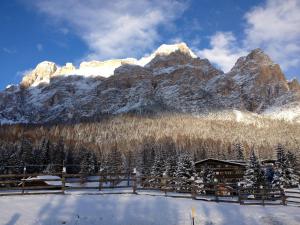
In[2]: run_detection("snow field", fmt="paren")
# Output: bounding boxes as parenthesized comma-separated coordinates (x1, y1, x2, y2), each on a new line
(0, 193, 299, 225)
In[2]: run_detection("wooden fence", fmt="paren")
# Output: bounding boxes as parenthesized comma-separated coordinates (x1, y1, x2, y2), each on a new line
(284, 189, 300, 207)
(0, 171, 295, 206)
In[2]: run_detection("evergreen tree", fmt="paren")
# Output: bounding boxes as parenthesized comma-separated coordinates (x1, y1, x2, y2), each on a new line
(243, 151, 266, 188)
(20, 138, 34, 165)
(199, 165, 215, 184)
(165, 154, 178, 178)
(165, 153, 178, 187)
(80, 151, 96, 175)
(276, 144, 286, 164)
(124, 150, 135, 174)
(0, 146, 10, 174)
(175, 154, 196, 191)
(273, 149, 299, 188)
(149, 150, 165, 187)
(285, 151, 300, 187)
(106, 144, 123, 175)
(40, 138, 50, 164)
(8, 145, 22, 174)
(287, 151, 297, 168)
(233, 142, 244, 160)
(137, 137, 156, 176)
(51, 139, 65, 172)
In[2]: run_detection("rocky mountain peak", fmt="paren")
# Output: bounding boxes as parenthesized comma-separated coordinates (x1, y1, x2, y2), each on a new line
(226, 49, 293, 112)
(21, 61, 58, 88)
(1, 44, 299, 124)
(230, 48, 286, 84)
(246, 48, 273, 65)
(231, 48, 274, 72)
(288, 79, 300, 92)
(55, 62, 76, 76)
(153, 42, 197, 58)
(138, 42, 197, 67)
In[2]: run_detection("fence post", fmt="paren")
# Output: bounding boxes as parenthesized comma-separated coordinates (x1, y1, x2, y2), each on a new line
(22, 166, 26, 195)
(281, 188, 287, 206)
(215, 184, 219, 202)
(162, 173, 167, 196)
(132, 168, 137, 194)
(261, 187, 265, 206)
(99, 170, 102, 191)
(61, 165, 66, 194)
(238, 188, 242, 205)
(191, 181, 196, 200)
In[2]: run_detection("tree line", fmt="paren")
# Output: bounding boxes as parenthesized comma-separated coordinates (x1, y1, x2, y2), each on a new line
(0, 134, 298, 188)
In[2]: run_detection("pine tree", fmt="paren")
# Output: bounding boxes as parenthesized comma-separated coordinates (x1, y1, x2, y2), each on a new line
(124, 150, 135, 174)
(51, 139, 65, 172)
(175, 154, 196, 191)
(0, 146, 10, 174)
(165, 154, 178, 187)
(8, 144, 23, 174)
(149, 150, 165, 187)
(233, 142, 244, 160)
(285, 151, 299, 187)
(272, 144, 286, 188)
(40, 138, 49, 163)
(106, 144, 124, 175)
(276, 144, 286, 164)
(273, 149, 299, 188)
(80, 151, 96, 175)
(137, 137, 156, 177)
(20, 138, 33, 165)
(199, 165, 215, 184)
(165, 154, 178, 178)
(243, 151, 266, 188)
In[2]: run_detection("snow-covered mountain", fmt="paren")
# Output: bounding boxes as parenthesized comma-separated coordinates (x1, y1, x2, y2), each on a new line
(0, 43, 299, 124)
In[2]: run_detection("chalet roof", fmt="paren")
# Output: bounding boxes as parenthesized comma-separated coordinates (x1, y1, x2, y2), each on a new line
(261, 159, 276, 164)
(195, 158, 247, 167)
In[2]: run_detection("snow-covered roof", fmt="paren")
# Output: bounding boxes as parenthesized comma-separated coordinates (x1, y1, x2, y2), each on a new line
(23, 175, 62, 186)
(195, 158, 247, 167)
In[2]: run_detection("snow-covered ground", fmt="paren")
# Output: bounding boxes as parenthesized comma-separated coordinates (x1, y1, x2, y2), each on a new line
(0, 194, 299, 225)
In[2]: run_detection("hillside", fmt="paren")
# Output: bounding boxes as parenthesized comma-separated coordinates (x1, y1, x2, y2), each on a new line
(1, 114, 299, 162)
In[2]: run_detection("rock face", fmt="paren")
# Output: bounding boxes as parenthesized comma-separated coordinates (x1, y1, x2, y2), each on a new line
(21, 61, 58, 88)
(226, 48, 290, 112)
(288, 79, 300, 92)
(0, 43, 299, 124)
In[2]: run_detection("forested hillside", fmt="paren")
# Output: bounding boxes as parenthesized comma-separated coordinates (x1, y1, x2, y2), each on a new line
(0, 114, 299, 174)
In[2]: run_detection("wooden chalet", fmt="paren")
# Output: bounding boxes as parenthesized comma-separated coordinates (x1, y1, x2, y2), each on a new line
(195, 158, 246, 185)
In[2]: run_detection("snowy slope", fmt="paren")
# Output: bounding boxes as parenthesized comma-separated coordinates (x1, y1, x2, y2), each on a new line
(0, 194, 299, 225)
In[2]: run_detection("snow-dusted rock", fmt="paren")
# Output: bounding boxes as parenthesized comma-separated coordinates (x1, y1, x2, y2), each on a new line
(0, 44, 299, 124)
(21, 61, 58, 88)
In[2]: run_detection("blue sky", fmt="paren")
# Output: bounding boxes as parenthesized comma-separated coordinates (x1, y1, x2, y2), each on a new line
(1, 0, 300, 89)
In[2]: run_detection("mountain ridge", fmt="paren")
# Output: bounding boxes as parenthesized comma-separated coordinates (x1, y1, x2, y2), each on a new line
(1, 43, 300, 124)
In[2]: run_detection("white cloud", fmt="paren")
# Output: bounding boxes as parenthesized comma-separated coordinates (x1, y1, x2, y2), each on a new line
(244, 0, 300, 70)
(28, 0, 187, 60)
(197, 0, 300, 74)
(197, 32, 246, 72)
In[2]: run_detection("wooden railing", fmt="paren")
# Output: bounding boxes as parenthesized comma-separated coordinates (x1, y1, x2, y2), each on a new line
(0, 172, 295, 206)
